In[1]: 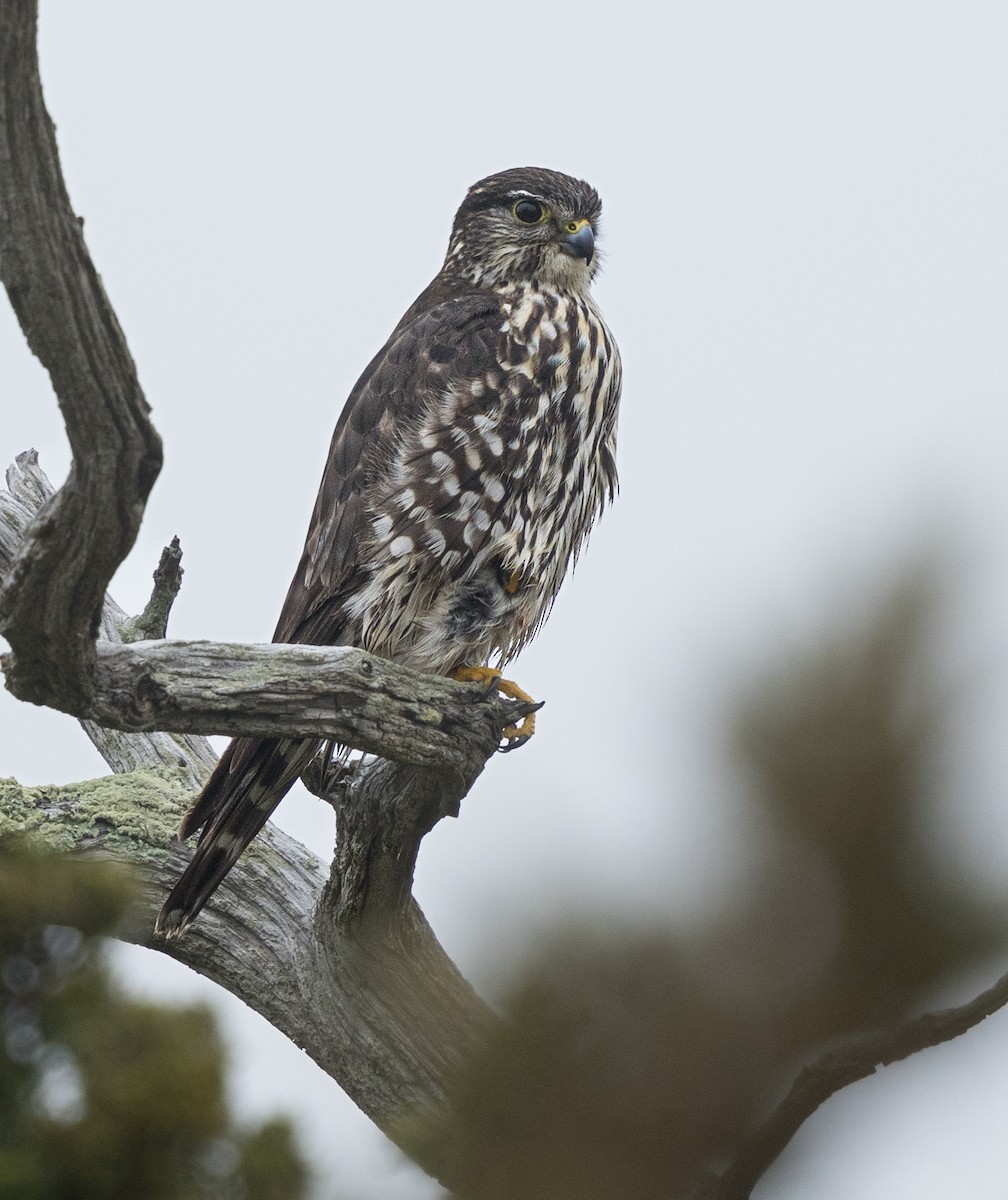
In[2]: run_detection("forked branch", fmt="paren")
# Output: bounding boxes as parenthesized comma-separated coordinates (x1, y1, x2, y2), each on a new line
(0, 4, 519, 777)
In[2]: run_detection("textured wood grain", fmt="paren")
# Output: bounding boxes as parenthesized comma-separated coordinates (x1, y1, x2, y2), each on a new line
(0, 765, 493, 1185)
(2, 451, 219, 789)
(88, 638, 509, 769)
(0, 2, 162, 709)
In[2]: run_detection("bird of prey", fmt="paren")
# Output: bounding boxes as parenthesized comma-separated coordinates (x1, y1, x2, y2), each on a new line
(156, 166, 622, 936)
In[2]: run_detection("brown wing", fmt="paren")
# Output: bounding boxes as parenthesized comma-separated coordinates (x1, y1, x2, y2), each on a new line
(156, 283, 504, 936)
(272, 288, 503, 647)
(155, 288, 506, 936)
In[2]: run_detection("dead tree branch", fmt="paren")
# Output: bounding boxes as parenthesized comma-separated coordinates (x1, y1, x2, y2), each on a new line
(120, 537, 184, 643)
(2, 451, 218, 789)
(1, 449, 517, 923)
(0, 767, 493, 1186)
(0, 0, 161, 711)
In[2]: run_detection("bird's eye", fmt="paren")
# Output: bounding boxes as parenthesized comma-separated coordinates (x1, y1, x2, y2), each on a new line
(512, 199, 547, 225)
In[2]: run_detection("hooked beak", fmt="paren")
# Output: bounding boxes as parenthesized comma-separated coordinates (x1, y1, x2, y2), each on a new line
(559, 218, 595, 265)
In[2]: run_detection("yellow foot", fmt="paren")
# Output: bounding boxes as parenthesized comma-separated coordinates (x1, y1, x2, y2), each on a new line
(452, 666, 541, 751)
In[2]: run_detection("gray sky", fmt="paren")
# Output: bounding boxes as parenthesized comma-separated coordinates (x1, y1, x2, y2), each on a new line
(3, 2, 1008, 1196)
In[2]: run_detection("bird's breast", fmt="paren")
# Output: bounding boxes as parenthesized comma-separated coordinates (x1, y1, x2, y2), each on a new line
(496, 287, 621, 625)
(352, 284, 621, 669)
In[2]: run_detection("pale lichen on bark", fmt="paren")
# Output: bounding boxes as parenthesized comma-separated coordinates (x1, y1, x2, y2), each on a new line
(0, 768, 188, 861)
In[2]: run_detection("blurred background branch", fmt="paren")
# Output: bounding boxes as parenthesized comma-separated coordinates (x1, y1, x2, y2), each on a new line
(402, 568, 1008, 1199)
(709, 962, 1008, 1200)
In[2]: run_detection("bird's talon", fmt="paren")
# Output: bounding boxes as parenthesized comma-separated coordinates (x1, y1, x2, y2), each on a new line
(499, 702, 538, 750)
(499, 719, 534, 751)
(452, 665, 539, 747)
(452, 665, 503, 698)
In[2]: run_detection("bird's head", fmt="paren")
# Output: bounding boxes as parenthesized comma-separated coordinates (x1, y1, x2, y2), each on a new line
(444, 167, 604, 294)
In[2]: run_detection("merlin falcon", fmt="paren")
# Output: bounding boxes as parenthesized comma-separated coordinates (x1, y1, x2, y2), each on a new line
(157, 166, 622, 935)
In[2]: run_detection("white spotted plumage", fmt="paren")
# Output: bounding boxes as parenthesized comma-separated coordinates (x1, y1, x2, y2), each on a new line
(348, 283, 620, 673)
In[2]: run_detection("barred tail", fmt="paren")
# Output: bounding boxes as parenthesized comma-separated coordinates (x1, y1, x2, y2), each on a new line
(155, 735, 319, 937)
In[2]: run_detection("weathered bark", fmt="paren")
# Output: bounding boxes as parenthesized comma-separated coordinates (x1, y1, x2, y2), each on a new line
(2, 451, 218, 791)
(0, 764, 493, 1184)
(88, 637, 506, 769)
(0, 0, 161, 711)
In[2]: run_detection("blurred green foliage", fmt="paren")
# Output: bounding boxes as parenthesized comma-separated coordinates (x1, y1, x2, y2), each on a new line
(414, 575, 1008, 1199)
(0, 839, 310, 1200)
